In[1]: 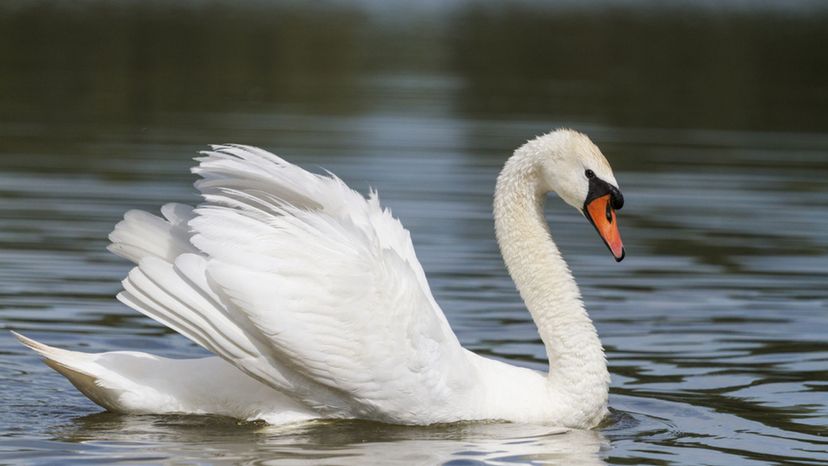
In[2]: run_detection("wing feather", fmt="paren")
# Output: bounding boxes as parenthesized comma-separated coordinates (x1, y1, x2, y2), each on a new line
(187, 145, 476, 422)
(107, 144, 476, 423)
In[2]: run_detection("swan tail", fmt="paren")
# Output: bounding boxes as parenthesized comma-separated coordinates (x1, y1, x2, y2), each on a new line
(12, 331, 315, 423)
(12, 331, 128, 411)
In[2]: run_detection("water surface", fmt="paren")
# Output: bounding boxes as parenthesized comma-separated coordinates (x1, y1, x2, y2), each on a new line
(1, 1, 827, 465)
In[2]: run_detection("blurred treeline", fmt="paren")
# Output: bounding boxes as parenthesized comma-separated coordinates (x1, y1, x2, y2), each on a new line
(1, 1, 826, 132)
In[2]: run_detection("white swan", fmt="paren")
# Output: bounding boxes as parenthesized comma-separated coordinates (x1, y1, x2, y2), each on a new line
(14, 129, 625, 429)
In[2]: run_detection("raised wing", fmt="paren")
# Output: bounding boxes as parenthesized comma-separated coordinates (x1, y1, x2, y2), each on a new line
(113, 145, 477, 423)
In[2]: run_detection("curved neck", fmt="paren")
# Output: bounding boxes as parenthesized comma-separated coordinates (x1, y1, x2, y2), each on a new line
(493, 151, 609, 406)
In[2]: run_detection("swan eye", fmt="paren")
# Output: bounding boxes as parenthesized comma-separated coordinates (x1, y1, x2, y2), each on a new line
(585, 169, 595, 179)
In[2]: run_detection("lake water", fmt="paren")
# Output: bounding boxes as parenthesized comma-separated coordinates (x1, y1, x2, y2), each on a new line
(1, 1, 827, 465)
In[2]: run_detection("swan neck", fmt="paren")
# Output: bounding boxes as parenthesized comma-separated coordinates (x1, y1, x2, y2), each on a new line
(493, 151, 609, 409)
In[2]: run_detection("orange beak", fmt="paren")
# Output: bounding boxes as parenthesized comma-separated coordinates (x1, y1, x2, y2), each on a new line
(585, 193, 625, 261)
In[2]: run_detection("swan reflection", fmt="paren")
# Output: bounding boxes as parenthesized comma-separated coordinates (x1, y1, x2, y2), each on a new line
(53, 414, 608, 465)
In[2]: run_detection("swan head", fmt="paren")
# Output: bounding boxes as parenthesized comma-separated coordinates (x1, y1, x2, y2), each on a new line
(526, 129, 625, 261)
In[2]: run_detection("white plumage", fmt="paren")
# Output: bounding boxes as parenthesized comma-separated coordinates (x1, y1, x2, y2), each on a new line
(15, 129, 624, 428)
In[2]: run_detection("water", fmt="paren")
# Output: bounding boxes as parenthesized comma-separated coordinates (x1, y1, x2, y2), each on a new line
(1, 1, 827, 464)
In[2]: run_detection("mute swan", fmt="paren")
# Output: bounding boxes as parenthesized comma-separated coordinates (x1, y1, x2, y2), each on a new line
(14, 129, 624, 429)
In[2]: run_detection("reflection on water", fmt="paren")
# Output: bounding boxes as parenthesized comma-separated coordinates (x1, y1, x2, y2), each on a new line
(44, 414, 607, 465)
(1, 1, 827, 465)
